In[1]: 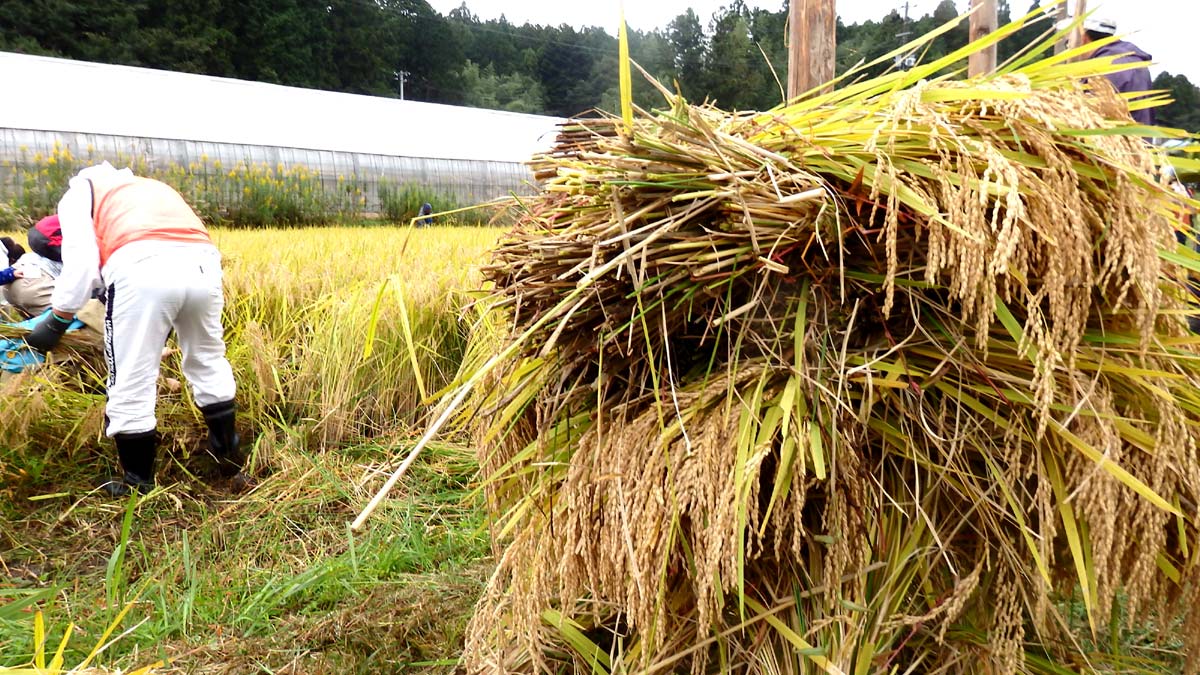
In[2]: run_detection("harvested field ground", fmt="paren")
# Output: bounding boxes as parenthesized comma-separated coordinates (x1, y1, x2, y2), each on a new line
(2, 437, 489, 674)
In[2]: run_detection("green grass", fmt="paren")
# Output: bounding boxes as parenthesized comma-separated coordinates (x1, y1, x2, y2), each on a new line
(0, 438, 489, 674)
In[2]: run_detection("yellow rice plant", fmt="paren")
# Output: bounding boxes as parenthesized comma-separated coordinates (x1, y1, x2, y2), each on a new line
(0, 226, 499, 459)
(453, 5, 1200, 675)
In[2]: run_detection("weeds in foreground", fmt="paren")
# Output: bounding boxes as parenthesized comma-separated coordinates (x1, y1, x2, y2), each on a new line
(0, 441, 488, 674)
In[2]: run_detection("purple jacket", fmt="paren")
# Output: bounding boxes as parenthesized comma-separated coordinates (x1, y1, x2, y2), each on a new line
(1092, 40, 1155, 126)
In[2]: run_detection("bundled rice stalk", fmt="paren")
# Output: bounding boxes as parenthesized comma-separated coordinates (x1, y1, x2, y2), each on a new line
(456, 6, 1200, 675)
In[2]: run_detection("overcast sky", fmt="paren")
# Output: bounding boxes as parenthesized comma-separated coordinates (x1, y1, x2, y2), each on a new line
(425, 1, 1199, 82)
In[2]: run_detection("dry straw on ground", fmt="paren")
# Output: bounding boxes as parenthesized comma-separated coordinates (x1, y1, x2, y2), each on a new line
(459, 7, 1200, 675)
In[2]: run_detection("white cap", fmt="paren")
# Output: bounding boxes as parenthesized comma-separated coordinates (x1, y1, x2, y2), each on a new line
(1056, 16, 1117, 35)
(74, 161, 134, 183)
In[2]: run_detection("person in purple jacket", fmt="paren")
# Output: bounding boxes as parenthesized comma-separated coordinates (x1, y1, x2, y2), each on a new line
(1070, 17, 1156, 126)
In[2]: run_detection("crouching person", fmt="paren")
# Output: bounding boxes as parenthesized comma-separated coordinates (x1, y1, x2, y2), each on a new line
(24, 162, 248, 495)
(2, 217, 65, 317)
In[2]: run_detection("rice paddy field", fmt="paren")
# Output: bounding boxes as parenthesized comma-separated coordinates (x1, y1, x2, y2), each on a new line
(1, 225, 503, 674)
(7, 8, 1200, 675)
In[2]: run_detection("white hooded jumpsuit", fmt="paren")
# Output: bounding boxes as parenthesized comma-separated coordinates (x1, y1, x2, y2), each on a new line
(52, 164, 236, 436)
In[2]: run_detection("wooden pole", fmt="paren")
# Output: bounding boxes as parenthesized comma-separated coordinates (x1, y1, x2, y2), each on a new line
(1069, 0, 1088, 53)
(787, 0, 801, 98)
(1053, 0, 1070, 54)
(787, 0, 837, 100)
(967, 0, 998, 77)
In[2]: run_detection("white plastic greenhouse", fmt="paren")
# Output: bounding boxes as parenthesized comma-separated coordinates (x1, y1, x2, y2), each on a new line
(0, 50, 565, 210)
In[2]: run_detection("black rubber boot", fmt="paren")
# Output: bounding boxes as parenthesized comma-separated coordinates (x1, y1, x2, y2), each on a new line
(200, 399, 246, 479)
(100, 430, 157, 497)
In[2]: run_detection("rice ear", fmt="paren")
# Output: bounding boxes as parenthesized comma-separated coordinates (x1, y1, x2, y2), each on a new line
(461, 9, 1200, 674)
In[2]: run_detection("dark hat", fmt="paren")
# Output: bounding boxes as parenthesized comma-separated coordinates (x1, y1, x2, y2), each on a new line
(27, 215, 62, 263)
(1, 236, 25, 265)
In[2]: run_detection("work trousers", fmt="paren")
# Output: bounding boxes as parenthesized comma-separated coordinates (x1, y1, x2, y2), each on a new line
(103, 241, 236, 436)
(2, 271, 54, 316)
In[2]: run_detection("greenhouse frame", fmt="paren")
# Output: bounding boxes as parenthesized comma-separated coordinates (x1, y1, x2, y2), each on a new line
(0, 51, 565, 211)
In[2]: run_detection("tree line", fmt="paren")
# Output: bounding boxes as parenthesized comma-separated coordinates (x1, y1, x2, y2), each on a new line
(2, 0, 1197, 131)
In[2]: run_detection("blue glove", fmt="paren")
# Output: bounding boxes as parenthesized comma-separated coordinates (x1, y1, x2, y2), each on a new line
(25, 313, 73, 352)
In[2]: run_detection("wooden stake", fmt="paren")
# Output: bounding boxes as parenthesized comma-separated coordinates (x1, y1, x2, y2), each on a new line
(967, 0, 998, 77)
(1070, 0, 1088, 53)
(1054, 0, 1070, 54)
(787, 0, 837, 100)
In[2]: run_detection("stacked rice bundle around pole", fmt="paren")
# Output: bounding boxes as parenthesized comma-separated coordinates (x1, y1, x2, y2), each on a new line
(459, 9, 1200, 674)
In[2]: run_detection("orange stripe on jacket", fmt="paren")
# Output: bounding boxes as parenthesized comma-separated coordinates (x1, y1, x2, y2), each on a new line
(90, 176, 211, 267)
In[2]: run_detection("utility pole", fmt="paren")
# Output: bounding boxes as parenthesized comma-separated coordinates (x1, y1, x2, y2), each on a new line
(787, 0, 837, 100)
(895, 1, 916, 71)
(396, 70, 410, 100)
(967, 0, 997, 76)
(897, 1, 911, 43)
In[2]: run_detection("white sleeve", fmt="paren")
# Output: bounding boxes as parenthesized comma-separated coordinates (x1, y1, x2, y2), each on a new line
(50, 177, 103, 314)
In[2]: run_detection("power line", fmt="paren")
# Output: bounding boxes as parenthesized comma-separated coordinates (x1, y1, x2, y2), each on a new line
(396, 10, 624, 56)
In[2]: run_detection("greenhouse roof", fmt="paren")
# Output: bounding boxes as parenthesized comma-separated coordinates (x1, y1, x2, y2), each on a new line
(0, 51, 565, 164)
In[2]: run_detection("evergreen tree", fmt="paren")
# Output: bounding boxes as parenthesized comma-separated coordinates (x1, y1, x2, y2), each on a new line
(1001, 0, 1053, 64)
(535, 25, 599, 117)
(0, 0, 1192, 124)
(381, 0, 464, 103)
(460, 60, 544, 113)
(1154, 72, 1200, 133)
(0, 0, 142, 63)
(707, 2, 769, 110)
(327, 0, 394, 95)
(667, 9, 707, 102)
(134, 0, 234, 77)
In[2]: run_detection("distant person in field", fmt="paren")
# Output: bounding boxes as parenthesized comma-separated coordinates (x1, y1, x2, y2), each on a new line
(2, 236, 23, 270)
(24, 162, 248, 496)
(418, 202, 434, 227)
(0, 216, 64, 317)
(27, 212, 64, 262)
(1067, 16, 1155, 126)
(1162, 163, 1200, 331)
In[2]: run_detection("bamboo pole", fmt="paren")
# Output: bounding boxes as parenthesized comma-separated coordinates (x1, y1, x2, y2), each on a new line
(967, 0, 998, 76)
(787, 0, 837, 100)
